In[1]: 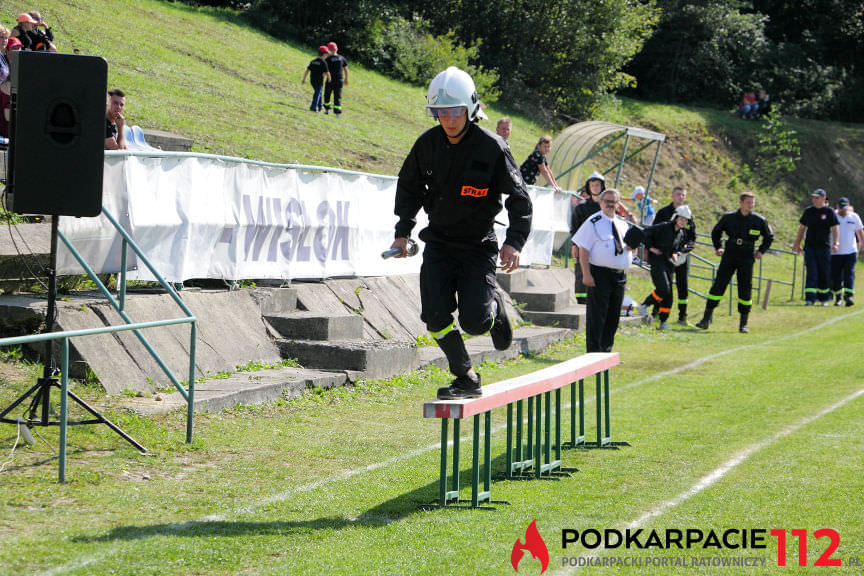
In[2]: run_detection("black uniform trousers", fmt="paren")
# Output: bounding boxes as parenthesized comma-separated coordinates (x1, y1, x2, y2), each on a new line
(324, 81, 344, 114)
(644, 254, 674, 322)
(674, 257, 690, 317)
(573, 256, 587, 303)
(804, 247, 832, 303)
(420, 240, 497, 376)
(706, 249, 754, 314)
(586, 264, 627, 353)
(830, 253, 857, 300)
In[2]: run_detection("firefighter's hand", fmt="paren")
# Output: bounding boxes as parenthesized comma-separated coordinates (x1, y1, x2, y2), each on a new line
(715, 248, 724, 256)
(390, 237, 410, 258)
(571, 243, 578, 258)
(792, 243, 801, 253)
(499, 244, 520, 273)
(754, 250, 762, 260)
(583, 271, 595, 287)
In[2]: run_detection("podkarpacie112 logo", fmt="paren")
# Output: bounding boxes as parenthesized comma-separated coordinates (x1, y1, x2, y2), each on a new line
(511, 520, 549, 574)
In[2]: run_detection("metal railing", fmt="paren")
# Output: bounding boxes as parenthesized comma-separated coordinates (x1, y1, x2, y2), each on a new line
(0, 206, 197, 481)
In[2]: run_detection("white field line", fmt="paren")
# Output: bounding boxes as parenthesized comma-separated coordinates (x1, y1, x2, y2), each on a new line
(552, 383, 864, 575)
(39, 310, 864, 575)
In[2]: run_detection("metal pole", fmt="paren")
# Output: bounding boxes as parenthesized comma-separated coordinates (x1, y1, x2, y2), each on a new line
(644, 140, 663, 197)
(119, 239, 127, 312)
(614, 134, 631, 189)
(439, 419, 448, 507)
(58, 338, 69, 483)
(186, 323, 197, 443)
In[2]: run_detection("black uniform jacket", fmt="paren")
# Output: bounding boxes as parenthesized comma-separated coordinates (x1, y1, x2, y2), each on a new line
(644, 221, 688, 260)
(395, 123, 533, 251)
(711, 210, 774, 255)
(570, 198, 600, 236)
(655, 203, 696, 254)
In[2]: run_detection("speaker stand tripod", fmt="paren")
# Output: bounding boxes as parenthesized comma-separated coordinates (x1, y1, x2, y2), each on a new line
(0, 216, 146, 456)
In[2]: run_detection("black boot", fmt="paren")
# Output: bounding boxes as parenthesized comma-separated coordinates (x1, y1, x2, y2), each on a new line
(695, 306, 714, 330)
(739, 312, 750, 334)
(489, 291, 513, 350)
(437, 373, 482, 399)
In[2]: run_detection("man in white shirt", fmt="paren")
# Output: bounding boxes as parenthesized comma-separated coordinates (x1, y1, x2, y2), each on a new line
(572, 188, 634, 352)
(831, 197, 864, 306)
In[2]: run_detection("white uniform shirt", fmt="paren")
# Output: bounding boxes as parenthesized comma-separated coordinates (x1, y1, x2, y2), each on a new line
(836, 211, 863, 255)
(572, 212, 633, 271)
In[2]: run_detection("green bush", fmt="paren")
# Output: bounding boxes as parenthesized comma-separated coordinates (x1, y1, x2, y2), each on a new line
(362, 16, 499, 102)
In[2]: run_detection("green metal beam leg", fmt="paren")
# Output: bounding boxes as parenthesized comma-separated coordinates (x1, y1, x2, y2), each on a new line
(579, 379, 585, 441)
(506, 403, 513, 480)
(484, 412, 491, 494)
(527, 397, 534, 461)
(439, 418, 448, 507)
(596, 373, 602, 447)
(516, 400, 523, 471)
(555, 389, 562, 462)
(604, 370, 611, 441)
(472, 415, 480, 507)
(544, 391, 551, 468)
(452, 418, 461, 494)
(535, 394, 542, 479)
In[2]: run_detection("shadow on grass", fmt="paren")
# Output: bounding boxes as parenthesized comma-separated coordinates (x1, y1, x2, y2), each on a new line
(70, 447, 573, 543)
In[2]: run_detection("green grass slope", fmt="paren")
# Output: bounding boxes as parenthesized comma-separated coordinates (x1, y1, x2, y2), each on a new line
(0, 0, 547, 173)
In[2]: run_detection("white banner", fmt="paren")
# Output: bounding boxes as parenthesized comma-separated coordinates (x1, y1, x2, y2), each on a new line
(58, 153, 571, 282)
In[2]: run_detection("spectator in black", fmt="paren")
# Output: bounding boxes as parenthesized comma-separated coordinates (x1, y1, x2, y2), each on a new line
(105, 89, 127, 150)
(27, 11, 56, 51)
(323, 41, 348, 116)
(301, 45, 330, 113)
(793, 189, 839, 305)
(10, 12, 55, 52)
(519, 135, 561, 192)
(496, 117, 512, 142)
(569, 171, 605, 304)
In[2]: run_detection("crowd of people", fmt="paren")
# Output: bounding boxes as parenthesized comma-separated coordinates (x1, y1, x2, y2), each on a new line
(302, 42, 348, 116)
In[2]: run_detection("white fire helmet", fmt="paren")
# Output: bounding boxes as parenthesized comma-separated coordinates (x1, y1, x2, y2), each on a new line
(426, 66, 486, 121)
(675, 204, 693, 220)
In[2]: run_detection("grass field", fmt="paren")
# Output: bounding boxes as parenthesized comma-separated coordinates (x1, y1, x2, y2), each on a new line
(1, 262, 862, 575)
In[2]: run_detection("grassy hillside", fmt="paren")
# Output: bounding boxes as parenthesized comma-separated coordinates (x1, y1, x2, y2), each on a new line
(3, 0, 863, 240)
(0, 0, 548, 172)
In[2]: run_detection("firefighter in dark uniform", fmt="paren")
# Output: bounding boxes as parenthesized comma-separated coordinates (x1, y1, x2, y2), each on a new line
(653, 186, 697, 324)
(569, 171, 605, 303)
(390, 67, 533, 399)
(639, 205, 694, 330)
(695, 192, 773, 333)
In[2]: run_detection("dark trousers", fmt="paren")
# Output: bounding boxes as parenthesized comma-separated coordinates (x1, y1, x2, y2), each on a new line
(420, 241, 497, 376)
(831, 253, 857, 299)
(586, 265, 626, 353)
(705, 252, 754, 315)
(309, 83, 323, 111)
(573, 256, 587, 303)
(324, 81, 344, 113)
(644, 255, 674, 322)
(804, 247, 832, 302)
(674, 257, 690, 317)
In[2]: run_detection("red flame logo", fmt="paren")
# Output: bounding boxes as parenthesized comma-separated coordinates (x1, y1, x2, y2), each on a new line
(511, 519, 549, 574)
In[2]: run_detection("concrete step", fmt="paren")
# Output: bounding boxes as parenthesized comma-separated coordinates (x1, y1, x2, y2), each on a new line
(120, 367, 349, 415)
(509, 287, 572, 312)
(415, 326, 572, 371)
(496, 269, 528, 292)
(277, 338, 417, 379)
(522, 305, 586, 330)
(254, 287, 298, 315)
(265, 311, 363, 340)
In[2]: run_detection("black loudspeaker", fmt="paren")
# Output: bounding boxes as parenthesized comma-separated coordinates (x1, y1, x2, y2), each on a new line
(8, 51, 107, 217)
